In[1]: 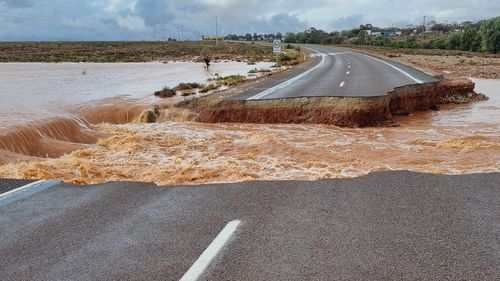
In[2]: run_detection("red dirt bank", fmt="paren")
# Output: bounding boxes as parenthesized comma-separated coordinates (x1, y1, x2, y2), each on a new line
(183, 78, 487, 127)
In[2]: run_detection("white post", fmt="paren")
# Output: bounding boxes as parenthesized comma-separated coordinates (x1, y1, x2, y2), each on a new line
(215, 16, 219, 46)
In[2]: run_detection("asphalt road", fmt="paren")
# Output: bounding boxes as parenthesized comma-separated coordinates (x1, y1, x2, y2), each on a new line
(1, 171, 499, 281)
(231, 45, 438, 100)
(0, 179, 36, 193)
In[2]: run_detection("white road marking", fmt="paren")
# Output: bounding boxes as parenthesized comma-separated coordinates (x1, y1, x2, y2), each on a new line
(339, 82, 345, 87)
(247, 48, 327, 100)
(348, 65, 351, 68)
(346, 71, 350, 75)
(0, 180, 61, 207)
(362, 54, 424, 84)
(179, 220, 242, 281)
(328, 52, 352, 56)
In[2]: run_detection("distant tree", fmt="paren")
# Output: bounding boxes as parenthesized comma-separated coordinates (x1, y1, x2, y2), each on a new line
(357, 30, 368, 45)
(330, 32, 344, 44)
(341, 30, 355, 39)
(244, 33, 252, 41)
(480, 16, 500, 53)
(275, 32, 283, 40)
(430, 23, 451, 33)
(284, 32, 297, 43)
(405, 36, 418, 48)
(461, 25, 481, 52)
(446, 33, 461, 50)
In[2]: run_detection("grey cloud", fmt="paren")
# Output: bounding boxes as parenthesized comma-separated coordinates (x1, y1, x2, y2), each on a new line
(133, 0, 174, 26)
(0, 0, 499, 41)
(269, 13, 308, 32)
(0, 0, 33, 8)
(330, 14, 364, 30)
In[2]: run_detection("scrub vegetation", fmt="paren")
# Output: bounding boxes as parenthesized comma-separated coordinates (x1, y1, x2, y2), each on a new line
(282, 16, 499, 53)
(0, 41, 274, 62)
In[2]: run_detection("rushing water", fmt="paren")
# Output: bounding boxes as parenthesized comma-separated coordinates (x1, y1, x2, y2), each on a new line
(0, 61, 273, 163)
(0, 75, 498, 185)
(0, 61, 273, 128)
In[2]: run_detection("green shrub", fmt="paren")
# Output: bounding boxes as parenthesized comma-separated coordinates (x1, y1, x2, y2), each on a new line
(431, 39, 446, 49)
(461, 25, 481, 52)
(174, 82, 200, 91)
(480, 17, 500, 53)
(447, 33, 461, 50)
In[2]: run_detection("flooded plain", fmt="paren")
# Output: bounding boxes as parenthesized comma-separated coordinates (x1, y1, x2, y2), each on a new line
(0, 61, 273, 162)
(0, 62, 498, 185)
(0, 61, 273, 127)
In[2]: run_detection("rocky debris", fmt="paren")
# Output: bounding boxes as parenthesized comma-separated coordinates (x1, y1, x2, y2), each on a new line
(154, 87, 176, 98)
(439, 92, 489, 104)
(139, 106, 161, 123)
(173, 82, 200, 92)
(199, 84, 220, 93)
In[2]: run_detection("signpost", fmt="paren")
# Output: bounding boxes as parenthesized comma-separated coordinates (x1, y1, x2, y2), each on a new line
(273, 39, 282, 67)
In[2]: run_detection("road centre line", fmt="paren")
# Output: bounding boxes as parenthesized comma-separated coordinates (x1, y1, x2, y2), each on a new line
(339, 81, 345, 87)
(247, 48, 327, 100)
(179, 220, 242, 281)
(328, 52, 352, 56)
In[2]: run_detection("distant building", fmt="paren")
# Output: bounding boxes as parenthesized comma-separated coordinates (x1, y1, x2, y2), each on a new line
(201, 35, 224, 41)
(371, 29, 401, 36)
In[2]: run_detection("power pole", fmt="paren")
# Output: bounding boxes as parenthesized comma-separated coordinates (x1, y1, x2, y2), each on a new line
(181, 25, 184, 41)
(423, 15, 427, 28)
(215, 16, 219, 46)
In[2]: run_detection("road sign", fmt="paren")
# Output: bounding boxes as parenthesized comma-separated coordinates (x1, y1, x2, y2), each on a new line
(273, 40, 282, 54)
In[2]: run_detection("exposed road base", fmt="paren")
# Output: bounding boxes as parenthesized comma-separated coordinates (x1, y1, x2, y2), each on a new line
(188, 78, 486, 127)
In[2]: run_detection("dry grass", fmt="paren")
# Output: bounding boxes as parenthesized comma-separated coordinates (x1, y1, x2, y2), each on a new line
(0, 41, 274, 62)
(344, 45, 500, 78)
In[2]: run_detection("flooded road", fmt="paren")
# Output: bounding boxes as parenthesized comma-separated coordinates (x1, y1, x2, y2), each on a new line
(0, 61, 272, 127)
(0, 61, 273, 162)
(0, 78, 497, 185)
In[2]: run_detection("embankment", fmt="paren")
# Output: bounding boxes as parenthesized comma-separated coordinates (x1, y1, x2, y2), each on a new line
(187, 78, 486, 127)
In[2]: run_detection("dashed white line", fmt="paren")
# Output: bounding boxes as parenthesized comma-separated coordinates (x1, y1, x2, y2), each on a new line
(339, 82, 345, 87)
(328, 52, 352, 56)
(346, 71, 350, 75)
(179, 220, 242, 281)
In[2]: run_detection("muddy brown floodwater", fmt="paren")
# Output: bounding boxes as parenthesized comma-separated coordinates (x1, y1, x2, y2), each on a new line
(0, 78, 498, 186)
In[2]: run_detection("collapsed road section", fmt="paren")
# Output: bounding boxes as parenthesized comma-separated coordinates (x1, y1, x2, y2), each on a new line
(182, 78, 486, 127)
(178, 45, 487, 127)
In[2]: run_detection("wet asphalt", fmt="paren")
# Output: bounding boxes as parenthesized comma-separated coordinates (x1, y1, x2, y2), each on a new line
(1, 171, 499, 281)
(230, 44, 438, 100)
(0, 179, 36, 194)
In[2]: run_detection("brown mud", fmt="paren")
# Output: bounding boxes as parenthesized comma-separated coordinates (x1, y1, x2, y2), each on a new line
(0, 52, 497, 185)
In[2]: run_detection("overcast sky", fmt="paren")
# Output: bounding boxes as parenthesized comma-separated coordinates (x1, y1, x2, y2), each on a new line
(0, 0, 498, 40)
